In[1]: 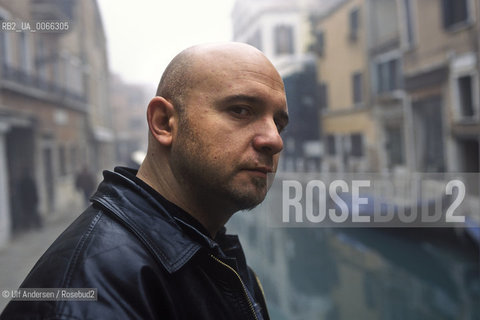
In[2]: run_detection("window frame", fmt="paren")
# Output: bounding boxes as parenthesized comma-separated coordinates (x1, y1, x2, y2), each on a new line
(326, 134, 336, 156)
(450, 53, 479, 123)
(349, 7, 360, 41)
(352, 72, 363, 106)
(373, 51, 403, 96)
(453, 72, 479, 122)
(441, 0, 472, 31)
(350, 133, 364, 158)
(313, 29, 325, 57)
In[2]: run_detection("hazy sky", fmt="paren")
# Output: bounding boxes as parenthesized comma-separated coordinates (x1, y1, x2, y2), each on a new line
(97, 0, 235, 89)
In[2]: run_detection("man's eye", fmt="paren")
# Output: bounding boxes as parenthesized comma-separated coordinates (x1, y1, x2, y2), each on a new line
(230, 106, 250, 116)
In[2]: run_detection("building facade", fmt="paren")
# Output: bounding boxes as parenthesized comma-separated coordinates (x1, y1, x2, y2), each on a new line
(312, 0, 480, 177)
(367, 0, 405, 173)
(313, 0, 377, 173)
(232, 0, 329, 172)
(400, 0, 479, 174)
(229, 0, 480, 318)
(0, 0, 113, 247)
(110, 74, 149, 167)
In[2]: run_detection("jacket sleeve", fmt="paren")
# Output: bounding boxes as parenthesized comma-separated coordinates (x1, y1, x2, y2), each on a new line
(0, 210, 176, 320)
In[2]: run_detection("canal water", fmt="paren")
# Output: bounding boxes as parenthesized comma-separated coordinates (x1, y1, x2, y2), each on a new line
(228, 215, 480, 320)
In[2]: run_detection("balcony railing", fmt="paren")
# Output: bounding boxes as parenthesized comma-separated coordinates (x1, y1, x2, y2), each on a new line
(1, 62, 87, 109)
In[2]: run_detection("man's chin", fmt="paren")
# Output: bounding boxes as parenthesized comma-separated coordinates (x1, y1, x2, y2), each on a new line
(233, 199, 263, 212)
(220, 175, 268, 211)
(229, 189, 267, 212)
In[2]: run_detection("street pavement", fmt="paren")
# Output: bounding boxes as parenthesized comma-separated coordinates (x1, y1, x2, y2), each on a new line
(0, 201, 84, 312)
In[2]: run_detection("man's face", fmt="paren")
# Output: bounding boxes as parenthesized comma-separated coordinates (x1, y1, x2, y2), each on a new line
(170, 49, 288, 212)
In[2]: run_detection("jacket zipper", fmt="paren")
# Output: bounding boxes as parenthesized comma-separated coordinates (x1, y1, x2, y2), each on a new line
(210, 254, 259, 320)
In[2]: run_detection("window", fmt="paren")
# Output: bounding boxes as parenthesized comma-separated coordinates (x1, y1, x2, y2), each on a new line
(412, 97, 445, 172)
(402, 0, 415, 47)
(70, 146, 78, 174)
(352, 72, 363, 105)
(442, 0, 469, 29)
(274, 25, 294, 55)
(350, 134, 364, 157)
(457, 75, 475, 118)
(349, 8, 360, 40)
(326, 135, 336, 155)
(313, 30, 324, 56)
(376, 58, 401, 94)
(452, 53, 478, 121)
(19, 32, 31, 72)
(59, 146, 67, 176)
(319, 82, 328, 109)
(385, 126, 404, 167)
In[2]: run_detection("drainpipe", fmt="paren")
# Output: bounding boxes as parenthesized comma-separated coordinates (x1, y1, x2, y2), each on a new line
(399, 91, 416, 173)
(0, 121, 11, 248)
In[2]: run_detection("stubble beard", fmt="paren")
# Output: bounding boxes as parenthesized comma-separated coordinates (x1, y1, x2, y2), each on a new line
(170, 120, 268, 213)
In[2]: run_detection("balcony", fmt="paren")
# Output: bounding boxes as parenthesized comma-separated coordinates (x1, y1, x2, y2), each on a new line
(0, 62, 87, 111)
(31, 0, 75, 21)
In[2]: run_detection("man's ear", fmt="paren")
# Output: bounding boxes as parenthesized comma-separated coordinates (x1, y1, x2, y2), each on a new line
(146, 96, 176, 147)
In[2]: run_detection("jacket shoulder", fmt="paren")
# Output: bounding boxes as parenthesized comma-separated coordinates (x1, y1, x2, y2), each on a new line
(1, 207, 168, 320)
(27, 206, 154, 283)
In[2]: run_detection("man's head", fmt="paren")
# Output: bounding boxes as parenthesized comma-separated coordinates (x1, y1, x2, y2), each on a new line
(139, 42, 288, 234)
(155, 48, 194, 117)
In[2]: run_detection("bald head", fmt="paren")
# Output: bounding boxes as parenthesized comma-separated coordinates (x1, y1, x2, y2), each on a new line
(156, 42, 282, 114)
(139, 42, 288, 234)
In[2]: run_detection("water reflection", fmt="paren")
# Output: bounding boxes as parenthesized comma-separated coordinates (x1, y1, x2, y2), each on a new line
(228, 215, 480, 319)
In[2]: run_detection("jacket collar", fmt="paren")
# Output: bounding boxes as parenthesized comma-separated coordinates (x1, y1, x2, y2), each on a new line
(91, 167, 222, 273)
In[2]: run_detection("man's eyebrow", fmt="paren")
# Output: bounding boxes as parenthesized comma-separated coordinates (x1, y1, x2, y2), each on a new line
(220, 94, 262, 105)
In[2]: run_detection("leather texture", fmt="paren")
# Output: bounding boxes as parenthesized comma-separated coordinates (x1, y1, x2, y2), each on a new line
(0, 168, 269, 320)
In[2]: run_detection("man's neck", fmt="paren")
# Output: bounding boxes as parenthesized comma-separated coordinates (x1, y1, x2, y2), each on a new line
(136, 159, 233, 238)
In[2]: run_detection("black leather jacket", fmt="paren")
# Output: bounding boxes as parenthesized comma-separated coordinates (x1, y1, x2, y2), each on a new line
(1, 168, 269, 320)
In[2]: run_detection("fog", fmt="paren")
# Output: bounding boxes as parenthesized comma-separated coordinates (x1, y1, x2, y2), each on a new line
(0, 0, 479, 318)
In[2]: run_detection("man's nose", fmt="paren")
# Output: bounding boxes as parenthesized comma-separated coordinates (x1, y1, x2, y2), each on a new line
(252, 118, 284, 155)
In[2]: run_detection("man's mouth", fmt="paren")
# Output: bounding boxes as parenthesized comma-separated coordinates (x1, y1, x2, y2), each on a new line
(242, 166, 274, 177)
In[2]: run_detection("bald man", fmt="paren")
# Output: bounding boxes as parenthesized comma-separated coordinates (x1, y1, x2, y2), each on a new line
(1, 43, 288, 320)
